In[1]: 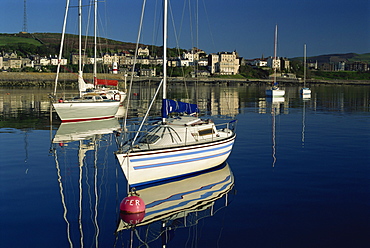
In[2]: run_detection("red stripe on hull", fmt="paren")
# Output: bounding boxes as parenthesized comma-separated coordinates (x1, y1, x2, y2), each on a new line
(61, 115, 116, 123)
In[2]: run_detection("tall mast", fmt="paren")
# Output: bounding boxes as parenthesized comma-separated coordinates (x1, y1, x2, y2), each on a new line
(93, 0, 97, 85)
(273, 24, 278, 84)
(163, 0, 168, 99)
(162, 0, 168, 123)
(303, 44, 307, 87)
(78, 0, 83, 97)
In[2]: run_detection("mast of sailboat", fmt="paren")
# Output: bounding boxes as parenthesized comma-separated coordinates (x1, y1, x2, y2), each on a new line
(78, 0, 83, 97)
(273, 24, 278, 85)
(93, 0, 98, 87)
(53, 0, 70, 96)
(162, 0, 168, 124)
(303, 44, 307, 88)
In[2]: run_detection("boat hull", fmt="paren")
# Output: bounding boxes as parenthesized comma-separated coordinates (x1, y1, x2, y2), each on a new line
(266, 89, 285, 97)
(53, 101, 120, 122)
(116, 134, 236, 187)
(300, 88, 311, 95)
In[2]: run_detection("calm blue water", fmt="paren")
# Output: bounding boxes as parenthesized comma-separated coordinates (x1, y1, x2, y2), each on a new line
(1, 84, 370, 247)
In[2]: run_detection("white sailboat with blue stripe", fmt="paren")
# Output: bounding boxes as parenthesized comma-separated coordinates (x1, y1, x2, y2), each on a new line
(115, 113, 236, 186)
(115, 0, 236, 187)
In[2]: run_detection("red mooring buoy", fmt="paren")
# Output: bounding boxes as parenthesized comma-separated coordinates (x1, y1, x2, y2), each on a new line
(120, 195, 146, 225)
(120, 211, 145, 225)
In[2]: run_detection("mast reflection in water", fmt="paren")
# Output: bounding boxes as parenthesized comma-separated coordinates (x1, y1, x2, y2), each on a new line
(50, 118, 121, 247)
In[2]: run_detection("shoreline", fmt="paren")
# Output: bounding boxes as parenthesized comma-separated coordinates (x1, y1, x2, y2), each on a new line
(0, 72, 369, 86)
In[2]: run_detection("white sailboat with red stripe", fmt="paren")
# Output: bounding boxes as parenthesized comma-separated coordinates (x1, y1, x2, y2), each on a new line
(51, 0, 120, 123)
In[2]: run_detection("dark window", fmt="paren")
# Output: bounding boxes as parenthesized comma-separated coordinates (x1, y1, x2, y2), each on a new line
(139, 134, 160, 144)
(198, 128, 214, 136)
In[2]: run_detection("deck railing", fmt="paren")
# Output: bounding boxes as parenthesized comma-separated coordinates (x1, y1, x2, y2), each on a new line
(117, 119, 237, 151)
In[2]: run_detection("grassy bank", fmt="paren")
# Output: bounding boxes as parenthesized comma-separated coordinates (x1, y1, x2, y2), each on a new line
(311, 71, 370, 81)
(0, 72, 125, 87)
(0, 72, 369, 87)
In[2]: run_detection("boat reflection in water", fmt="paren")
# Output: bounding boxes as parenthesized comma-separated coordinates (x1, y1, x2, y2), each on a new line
(50, 118, 121, 247)
(52, 118, 121, 143)
(116, 162, 235, 247)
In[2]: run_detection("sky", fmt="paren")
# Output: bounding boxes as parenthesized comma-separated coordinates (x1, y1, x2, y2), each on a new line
(1, 0, 369, 59)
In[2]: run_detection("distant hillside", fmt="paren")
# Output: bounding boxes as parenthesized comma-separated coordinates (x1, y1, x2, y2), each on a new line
(0, 32, 154, 56)
(0, 34, 42, 47)
(291, 53, 370, 64)
(31, 32, 141, 51)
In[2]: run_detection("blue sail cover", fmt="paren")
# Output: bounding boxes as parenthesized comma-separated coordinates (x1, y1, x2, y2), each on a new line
(162, 99, 199, 118)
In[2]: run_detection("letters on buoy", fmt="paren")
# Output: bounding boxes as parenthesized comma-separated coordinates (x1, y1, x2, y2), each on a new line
(119, 195, 146, 225)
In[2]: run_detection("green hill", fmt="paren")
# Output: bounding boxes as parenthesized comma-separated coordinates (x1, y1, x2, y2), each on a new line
(0, 34, 42, 46)
(349, 53, 370, 62)
(0, 32, 147, 57)
(291, 53, 370, 64)
(0, 32, 183, 58)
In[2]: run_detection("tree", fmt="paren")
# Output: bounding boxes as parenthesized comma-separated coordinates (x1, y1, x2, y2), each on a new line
(239, 65, 269, 79)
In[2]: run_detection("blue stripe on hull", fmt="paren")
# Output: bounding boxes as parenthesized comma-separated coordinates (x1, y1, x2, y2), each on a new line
(131, 141, 233, 163)
(133, 148, 232, 170)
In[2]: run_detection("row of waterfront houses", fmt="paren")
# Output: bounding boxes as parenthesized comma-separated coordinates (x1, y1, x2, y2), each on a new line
(0, 52, 68, 70)
(1, 47, 368, 75)
(247, 56, 369, 72)
(0, 47, 241, 76)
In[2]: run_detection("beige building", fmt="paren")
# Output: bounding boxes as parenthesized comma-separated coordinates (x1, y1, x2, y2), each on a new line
(71, 54, 88, 65)
(208, 53, 220, 74)
(1, 52, 22, 70)
(138, 47, 150, 56)
(280, 57, 290, 72)
(2, 58, 22, 70)
(182, 47, 206, 65)
(267, 56, 281, 71)
(50, 57, 67, 66)
(208, 51, 240, 75)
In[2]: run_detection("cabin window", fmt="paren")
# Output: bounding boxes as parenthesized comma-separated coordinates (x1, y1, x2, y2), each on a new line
(139, 134, 160, 144)
(198, 128, 214, 136)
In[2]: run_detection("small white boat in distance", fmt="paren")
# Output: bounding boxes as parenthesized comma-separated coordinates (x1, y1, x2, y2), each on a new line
(300, 87, 311, 95)
(266, 85, 285, 97)
(300, 44, 311, 96)
(266, 25, 285, 98)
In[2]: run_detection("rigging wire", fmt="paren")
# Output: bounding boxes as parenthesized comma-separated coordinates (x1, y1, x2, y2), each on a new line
(123, 0, 148, 131)
(168, 0, 188, 96)
(201, 0, 216, 51)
